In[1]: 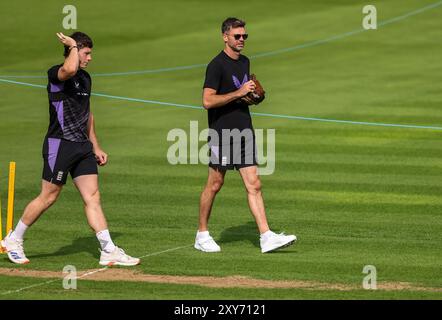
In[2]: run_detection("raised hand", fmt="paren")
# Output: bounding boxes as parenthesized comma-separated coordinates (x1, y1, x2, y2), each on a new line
(56, 32, 77, 48)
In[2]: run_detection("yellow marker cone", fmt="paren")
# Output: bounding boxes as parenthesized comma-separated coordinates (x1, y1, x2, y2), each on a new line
(6, 162, 15, 235)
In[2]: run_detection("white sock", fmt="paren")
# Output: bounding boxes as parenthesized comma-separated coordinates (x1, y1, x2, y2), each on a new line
(96, 229, 116, 253)
(260, 230, 274, 240)
(10, 220, 29, 240)
(196, 230, 210, 240)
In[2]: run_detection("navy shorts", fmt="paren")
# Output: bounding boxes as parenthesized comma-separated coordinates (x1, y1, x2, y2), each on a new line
(42, 137, 98, 185)
(208, 135, 257, 171)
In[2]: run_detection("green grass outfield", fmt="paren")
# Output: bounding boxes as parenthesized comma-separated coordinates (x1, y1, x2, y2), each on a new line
(0, 0, 441, 299)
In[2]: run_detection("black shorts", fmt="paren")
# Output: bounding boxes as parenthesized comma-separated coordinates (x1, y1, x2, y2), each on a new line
(42, 137, 98, 185)
(209, 135, 257, 171)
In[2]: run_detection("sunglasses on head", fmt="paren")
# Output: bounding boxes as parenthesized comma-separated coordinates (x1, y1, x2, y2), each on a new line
(233, 33, 248, 40)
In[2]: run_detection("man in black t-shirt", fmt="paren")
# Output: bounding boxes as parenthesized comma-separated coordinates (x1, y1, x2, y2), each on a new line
(1, 32, 139, 266)
(195, 18, 297, 253)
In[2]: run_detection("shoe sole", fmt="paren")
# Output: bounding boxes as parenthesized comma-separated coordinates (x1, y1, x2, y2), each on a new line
(99, 260, 141, 267)
(262, 238, 297, 253)
(194, 243, 221, 253)
(8, 257, 30, 264)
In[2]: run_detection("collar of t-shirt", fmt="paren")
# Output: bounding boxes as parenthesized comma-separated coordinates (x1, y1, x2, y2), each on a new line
(221, 50, 242, 62)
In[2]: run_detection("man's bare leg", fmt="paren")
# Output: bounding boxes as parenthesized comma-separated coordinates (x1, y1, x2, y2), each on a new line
(239, 166, 297, 252)
(73, 174, 107, 232)
(198, 167, 226, 232)
(73, 174, 140, 265)
(195, 167, 226, 252)
(1, 180, 63, 264)
(238, 165, 270, 234)
(20, 180, 63, 227)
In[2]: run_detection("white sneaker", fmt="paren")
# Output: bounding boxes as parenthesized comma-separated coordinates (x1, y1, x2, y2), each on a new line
(260, 232, 297, 253)
(194, 234, 221, 253)
(99, 246, 140, 266)
(1, 231, 30, 264)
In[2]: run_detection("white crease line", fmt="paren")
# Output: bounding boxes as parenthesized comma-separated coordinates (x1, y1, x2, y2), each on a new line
(138, 244, 193, 259)
(0, 278, 59, 296)
(0, 244, 192, 296)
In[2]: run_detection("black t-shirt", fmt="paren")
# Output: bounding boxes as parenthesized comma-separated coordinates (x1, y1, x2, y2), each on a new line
(203, 51, 253, 135)
(46, 64, 91, 142)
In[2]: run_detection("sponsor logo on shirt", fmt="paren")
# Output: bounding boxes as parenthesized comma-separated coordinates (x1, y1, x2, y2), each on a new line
(73, 79, 89, 96)
(232, 74, 248, 89)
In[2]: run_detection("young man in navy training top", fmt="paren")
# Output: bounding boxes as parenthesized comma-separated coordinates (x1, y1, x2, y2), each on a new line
(1, 32, 140, 266)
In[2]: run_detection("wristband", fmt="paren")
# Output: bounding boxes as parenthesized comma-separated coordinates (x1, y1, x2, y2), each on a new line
(69, 45, 78, 51)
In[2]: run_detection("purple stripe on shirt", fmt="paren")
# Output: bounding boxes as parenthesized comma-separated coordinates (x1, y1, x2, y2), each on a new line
(211, 145, 219, 159)
(50, 82, 64, 93)
(52, 101, 64, 130)
(47, 138, 61, 172)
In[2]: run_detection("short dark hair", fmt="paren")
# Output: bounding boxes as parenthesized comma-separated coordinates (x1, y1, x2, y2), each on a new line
(221, 17, 246, 34)
(63, 31, 93, 57)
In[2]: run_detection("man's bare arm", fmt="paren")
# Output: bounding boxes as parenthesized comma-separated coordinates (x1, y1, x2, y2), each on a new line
(203, 80, 256, 110)
(56, 32, 79, 81)
(88, 113, 108, 166)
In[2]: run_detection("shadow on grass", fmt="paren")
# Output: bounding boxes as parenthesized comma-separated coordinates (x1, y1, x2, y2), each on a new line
(28, 232, 122, 259)
(217, 222, 260, 248)
(217, 222, 298, 253)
